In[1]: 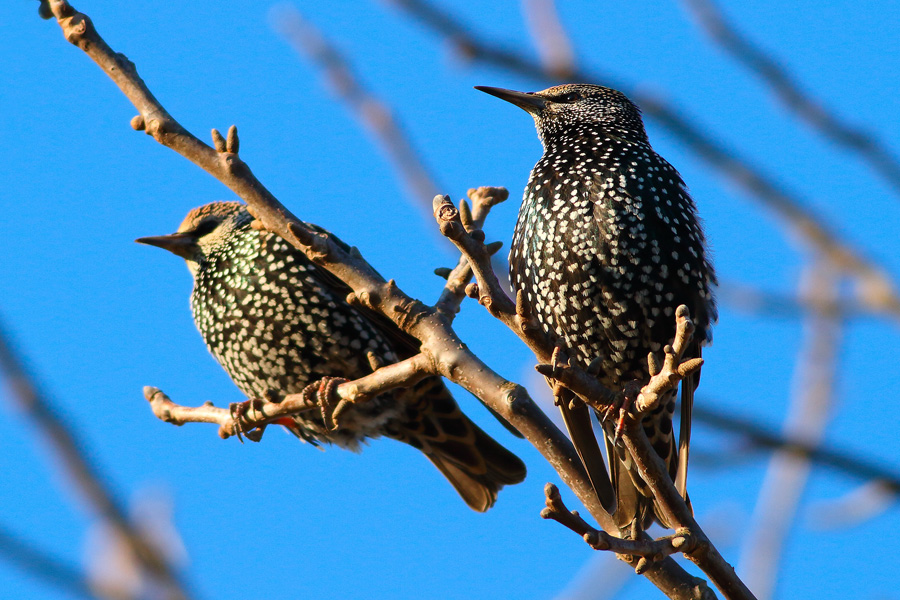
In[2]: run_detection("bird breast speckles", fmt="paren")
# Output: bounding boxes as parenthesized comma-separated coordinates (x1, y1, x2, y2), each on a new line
(189, 228, 400, 443)
(510, 122, 715, 388)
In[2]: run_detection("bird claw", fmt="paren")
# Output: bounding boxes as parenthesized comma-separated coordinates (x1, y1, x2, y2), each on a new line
(302, 377, 350, 431)
(599, 381, 643, 444)
(228, 398, 264, 443)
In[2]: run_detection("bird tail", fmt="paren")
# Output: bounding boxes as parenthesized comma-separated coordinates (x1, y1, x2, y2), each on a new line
(388, 376, 527, 512)
(606, 391, 690, 530)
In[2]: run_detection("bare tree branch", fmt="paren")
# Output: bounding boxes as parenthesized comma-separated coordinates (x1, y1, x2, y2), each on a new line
(37, 3, 710, 596)
(434, 186, 509, 319)
(387, 0, 900, 321)
(680, 0, 900, 195)
(272, 5, 440, 211)
(145, 353, 433, 439)
(0, 318, 190, 600)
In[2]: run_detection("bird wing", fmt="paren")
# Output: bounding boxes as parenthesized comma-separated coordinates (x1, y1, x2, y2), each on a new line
(299, 224, 523, 438)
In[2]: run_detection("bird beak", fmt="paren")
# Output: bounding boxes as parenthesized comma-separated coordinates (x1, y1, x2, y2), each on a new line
(475, 86, 546, 113)
(135, 232, 196, 259)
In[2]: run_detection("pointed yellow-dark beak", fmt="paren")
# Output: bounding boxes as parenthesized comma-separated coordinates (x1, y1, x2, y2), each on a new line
(135, 232, 196, 260)
(475, 86, 546, 112)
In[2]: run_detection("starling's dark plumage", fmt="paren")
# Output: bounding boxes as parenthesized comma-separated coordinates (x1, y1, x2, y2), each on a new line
(477, 84, 716, 528)
(137, 202, 526, 511)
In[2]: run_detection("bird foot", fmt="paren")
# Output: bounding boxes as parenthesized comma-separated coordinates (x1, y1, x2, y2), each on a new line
(301, 377, 350, 431)
(228, 398, 266, 443)
(600, 381, 642, 444)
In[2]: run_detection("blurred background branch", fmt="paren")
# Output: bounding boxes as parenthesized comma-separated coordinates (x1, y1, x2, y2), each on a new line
(737, 264, 842, 600)
(273, 5, 441, 213)
(0, 320, 190, 600)
(680, 0, 900, 195)
(0, 522, 97, 600)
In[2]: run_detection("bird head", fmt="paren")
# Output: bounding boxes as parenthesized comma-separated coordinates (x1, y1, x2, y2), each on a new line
(135, 201, 252, 276)
(475, 83, 647, 146)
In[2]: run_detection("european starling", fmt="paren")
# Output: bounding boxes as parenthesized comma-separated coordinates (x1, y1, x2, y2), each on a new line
(137, 201, 526, 511)
(476, 84, 716, 529)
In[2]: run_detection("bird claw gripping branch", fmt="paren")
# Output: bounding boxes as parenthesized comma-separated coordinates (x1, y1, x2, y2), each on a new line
(301, 377, 351, 431)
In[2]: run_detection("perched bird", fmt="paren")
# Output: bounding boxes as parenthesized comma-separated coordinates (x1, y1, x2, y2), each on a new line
(137, 201, 526, 511)
(476, 84, 716, 529)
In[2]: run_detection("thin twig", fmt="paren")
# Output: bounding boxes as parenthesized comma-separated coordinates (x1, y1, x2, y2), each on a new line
(145, 353, 433, 438)
(635, 306, 704, 414)
(542, 484, 693, 568)
(387, 0, 900, 321)
(435, 186, 509, 319)
(0, 318, 189, 600)
(681, 0, 900, 194)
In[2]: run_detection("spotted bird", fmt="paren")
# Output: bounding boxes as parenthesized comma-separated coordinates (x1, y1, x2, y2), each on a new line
(477, 84, 716, 528)
(137, 201, 526, 511)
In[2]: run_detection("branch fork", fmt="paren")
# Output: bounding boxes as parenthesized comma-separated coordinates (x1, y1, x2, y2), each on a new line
(541, 484, 695, 573)
(636, 305, 703, 413)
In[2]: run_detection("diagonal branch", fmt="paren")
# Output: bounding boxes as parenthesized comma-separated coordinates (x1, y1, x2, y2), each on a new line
(692, 405, 900, 494)
(39, 2, 716, 596)
(680, 0, 900, 195)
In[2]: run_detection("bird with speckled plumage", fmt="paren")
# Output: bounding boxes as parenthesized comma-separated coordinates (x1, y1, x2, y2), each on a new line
(476, 84, 716, 529)
(137, 201, 526, 511)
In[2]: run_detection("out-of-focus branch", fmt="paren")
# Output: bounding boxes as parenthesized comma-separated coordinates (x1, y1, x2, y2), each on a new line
(738, 264, 842, 600)
(681, 0, 900, 195)
(717, 281, 870, 320)
(0, 319, 189, 600)
(520, 0, 575, 78)
(387, 0, 900, 321)
(0, 523, 99, 600)
(38, 5, 714, 596)
(272, 5, 440, 209)
(693, 405, 900, 494)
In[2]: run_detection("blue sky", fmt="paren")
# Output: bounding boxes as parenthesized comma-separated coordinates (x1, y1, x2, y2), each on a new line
(3, 1, 899, 599)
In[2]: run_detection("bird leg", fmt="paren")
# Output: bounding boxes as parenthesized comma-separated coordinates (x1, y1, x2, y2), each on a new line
(610, 380, 643, 444)
(301, 377, 351, 431)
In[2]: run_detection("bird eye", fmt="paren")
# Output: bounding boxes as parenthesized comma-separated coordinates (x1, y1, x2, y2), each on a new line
(192, 219, 219, 238)
(555, 91, 581, 103)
